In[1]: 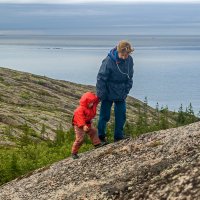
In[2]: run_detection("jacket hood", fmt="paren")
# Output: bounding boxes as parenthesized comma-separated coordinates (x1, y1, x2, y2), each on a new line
(79, 92, 99, 108)
(108, 46, 124, 64)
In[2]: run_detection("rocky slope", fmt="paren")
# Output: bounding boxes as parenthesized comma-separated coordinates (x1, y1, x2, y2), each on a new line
(0, 67, 175, 145)
(0, 121, 199, 200)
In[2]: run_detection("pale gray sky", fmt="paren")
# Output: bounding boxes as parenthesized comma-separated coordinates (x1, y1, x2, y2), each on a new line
(0, 2, 200, 35)
(0, 0, 200, 3)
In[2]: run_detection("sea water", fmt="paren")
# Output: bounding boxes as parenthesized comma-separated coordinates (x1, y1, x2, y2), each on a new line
(0, 35, 199, 114)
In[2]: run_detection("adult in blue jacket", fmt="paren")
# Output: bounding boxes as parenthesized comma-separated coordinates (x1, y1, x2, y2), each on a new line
(96, 40, 134, 142)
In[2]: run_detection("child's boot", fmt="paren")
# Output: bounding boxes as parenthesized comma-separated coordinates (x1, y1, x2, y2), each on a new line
(72, 153, 79, 159)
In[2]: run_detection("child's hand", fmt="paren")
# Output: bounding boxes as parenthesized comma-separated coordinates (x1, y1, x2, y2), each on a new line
(83, 125, 90, 132)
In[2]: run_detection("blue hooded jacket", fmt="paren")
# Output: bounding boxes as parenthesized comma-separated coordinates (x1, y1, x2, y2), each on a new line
(96, 47, 134, 101)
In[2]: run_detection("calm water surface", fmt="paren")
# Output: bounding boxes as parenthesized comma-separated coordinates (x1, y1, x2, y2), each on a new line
(0, 36, 199, 114)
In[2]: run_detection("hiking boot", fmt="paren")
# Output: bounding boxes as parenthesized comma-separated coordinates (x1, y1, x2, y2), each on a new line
(114, 135, 130, 142)
(72, 153, 79, 159)
(99, 136, 109, 145)
(94, 141, 108, 148)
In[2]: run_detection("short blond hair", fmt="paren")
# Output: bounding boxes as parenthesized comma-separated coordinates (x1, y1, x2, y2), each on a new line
(117, 40, 134, 54)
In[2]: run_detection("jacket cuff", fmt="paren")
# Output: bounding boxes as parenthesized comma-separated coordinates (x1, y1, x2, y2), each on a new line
(77, 123, 86, 128)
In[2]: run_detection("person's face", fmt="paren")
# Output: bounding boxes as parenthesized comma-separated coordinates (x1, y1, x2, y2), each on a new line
(88, 102, 94, 108)
(118, 52, 129, 60)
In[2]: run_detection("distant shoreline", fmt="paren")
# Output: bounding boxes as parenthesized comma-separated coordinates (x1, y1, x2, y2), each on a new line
(1, 34, 200, 48)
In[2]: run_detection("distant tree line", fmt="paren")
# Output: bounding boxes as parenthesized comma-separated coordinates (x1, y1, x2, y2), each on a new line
(107, 98, 199, 140)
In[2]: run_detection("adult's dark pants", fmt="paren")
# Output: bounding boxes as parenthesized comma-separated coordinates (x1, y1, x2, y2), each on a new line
(98, 100, 126, 141)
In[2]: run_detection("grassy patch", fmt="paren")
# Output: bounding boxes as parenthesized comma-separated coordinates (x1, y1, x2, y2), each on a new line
(37, 80, 46, 86)
(20, 91, 32, 100)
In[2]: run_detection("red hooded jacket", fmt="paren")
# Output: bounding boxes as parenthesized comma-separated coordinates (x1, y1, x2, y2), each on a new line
(72, 92, 100, 128)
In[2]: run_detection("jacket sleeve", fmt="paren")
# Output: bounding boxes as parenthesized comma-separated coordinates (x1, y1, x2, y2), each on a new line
(126, 57, 134, 94)
(94, 96, 100, 107)
(92, 96, 100, 114)
(96, 58, 110, 100)
(73, 108, 87, 128)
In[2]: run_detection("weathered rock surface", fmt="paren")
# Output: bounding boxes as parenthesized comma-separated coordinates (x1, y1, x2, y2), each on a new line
(0, 121, 200, 200)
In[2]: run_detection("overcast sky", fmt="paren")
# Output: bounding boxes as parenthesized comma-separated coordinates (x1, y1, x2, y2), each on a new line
(0, 0, 200, 3)
(0, 1, 199, 35)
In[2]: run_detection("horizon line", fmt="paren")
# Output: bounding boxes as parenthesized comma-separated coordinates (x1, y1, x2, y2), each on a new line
(0, 0, 200, 4)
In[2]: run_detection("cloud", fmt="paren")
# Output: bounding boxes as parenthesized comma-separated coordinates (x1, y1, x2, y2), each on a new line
(0, 0, 200, 4)
(20, 9, 110, 16)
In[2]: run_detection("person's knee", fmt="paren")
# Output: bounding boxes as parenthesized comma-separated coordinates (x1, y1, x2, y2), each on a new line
(115, 103, 126, 115)
(75, 137, 84, 145)
(99, 111, 111, 122)
(88, 127, 97, 135)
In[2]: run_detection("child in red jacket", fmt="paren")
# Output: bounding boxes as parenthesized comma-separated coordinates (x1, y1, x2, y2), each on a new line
(71, 91, 104, 159)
